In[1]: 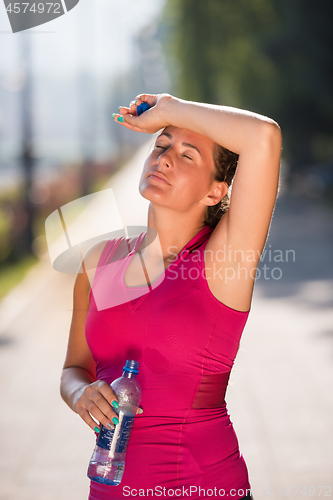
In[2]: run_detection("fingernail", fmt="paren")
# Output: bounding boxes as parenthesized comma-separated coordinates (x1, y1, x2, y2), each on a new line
(106, 422, 115, 430)
(94, 426, 100, 433)
(112, 112, 116, 119)
(112, 417, 119, 425)
(117, 116, 124, 123)
(118, 106, 122, 112)
(112, 400, 119, 409)
(135, 100, 137, 104)
(137, 407, 143, 414)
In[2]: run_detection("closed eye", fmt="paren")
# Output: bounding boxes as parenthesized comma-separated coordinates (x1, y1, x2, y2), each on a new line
(155, 145, 192, 160)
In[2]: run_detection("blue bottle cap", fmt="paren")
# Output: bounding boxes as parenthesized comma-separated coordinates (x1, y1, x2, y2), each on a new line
(137, 102, 150, 116)
(123, 360, 140, 374)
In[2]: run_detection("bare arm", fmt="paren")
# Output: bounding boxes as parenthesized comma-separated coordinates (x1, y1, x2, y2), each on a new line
(60, 242, 123, 432)
(115, 93, 282, 258)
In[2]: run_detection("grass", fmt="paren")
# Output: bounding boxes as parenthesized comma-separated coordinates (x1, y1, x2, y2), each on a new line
(0, 254, 39, 301)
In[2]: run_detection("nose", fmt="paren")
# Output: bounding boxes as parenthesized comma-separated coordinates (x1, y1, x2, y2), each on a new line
(157, 149, 172, 169)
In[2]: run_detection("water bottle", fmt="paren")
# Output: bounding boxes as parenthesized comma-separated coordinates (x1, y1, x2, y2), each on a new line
(87, 360, 142, 486)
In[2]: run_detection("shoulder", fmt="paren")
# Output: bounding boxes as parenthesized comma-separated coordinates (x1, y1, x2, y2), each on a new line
(79, 234, 143, 296)
(82, 239, 111, 272)
(73, 239, 110, 305)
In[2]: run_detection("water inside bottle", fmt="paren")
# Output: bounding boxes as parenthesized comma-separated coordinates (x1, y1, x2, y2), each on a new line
(88, 460, 125, 485)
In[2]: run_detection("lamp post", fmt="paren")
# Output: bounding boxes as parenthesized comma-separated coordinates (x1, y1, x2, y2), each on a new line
(19, 33, 35, 256)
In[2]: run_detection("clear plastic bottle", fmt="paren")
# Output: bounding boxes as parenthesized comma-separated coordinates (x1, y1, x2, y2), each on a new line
(87, 360, 142, 486)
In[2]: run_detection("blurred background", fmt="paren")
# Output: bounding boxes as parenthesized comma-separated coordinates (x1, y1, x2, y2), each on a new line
(0, 1, 332, 499)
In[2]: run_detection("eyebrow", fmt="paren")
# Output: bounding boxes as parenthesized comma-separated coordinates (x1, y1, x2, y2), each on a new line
(156, 132, 203, 158)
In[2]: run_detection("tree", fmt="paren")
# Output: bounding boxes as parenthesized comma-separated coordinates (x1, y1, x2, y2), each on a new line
(162, 0, 333, 167)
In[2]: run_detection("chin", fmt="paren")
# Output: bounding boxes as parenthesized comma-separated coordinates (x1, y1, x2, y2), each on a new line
(139, 183, 167, 203)
(140, 191, 175, 214)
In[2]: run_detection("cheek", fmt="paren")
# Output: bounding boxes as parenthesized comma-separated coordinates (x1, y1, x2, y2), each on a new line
(177, 168, 212, 196)
(139, 158, 152, 185)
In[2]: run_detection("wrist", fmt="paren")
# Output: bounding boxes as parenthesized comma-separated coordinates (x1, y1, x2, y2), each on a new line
(160, 95, 196, 132)
(70, 383, 89, 413)
(159, 94, 179, 127)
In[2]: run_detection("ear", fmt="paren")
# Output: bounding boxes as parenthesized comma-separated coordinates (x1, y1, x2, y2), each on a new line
(204, 181, 229, 207)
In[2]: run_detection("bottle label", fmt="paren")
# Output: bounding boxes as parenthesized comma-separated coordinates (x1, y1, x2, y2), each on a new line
(96, 412, 135, 453)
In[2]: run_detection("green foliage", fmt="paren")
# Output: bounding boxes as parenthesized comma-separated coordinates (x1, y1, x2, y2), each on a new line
(0, 206, 12, 262)
(162, 0, 333, 166)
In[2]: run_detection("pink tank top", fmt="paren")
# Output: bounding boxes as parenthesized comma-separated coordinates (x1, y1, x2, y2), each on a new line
(86, 224, 251, 500)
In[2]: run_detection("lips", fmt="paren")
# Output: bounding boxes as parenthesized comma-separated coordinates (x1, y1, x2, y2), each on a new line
(148, 170, 171, 185)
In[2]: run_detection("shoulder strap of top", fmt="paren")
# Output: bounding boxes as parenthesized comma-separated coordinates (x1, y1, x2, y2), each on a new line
(186, 225, 214, 253)
(90, 233, 146, 297)
(167, 225, 214, 271)
(91, 238, 122, 290)
(98, 238, 122, 268)
(98, 232, 145, 268)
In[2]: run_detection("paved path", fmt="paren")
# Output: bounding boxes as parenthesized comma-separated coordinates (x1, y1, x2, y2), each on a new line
(0, 144, 332, 499)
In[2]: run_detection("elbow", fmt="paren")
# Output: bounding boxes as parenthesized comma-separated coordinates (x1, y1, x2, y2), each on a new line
(264, 119, 282, 141)
(60, 368, 68, 402)
(259, 119, 282, 153)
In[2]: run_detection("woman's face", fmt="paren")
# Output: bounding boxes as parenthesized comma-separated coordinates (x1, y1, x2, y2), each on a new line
(139, 126, 219, 215)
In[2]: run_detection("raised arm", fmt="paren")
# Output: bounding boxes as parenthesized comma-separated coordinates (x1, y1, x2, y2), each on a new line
(114, 93, 282, 259)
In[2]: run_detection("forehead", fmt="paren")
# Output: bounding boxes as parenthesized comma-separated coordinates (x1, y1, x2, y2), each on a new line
(159, 126, 214, 154)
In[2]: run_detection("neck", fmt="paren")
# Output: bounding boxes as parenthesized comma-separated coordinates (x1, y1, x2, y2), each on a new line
(139, 203, 206, 261)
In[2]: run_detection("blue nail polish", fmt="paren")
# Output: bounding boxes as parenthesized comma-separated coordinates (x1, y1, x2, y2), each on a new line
(94, 426, 100, 433)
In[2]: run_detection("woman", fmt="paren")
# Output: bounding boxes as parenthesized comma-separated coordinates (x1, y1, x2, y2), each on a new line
(60, 93, 282, 500)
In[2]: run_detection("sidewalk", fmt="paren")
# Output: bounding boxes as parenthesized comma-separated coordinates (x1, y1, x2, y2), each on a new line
(0, 146, 332, 499)
(0, 141, 151, 500)
(228, 194, 333, 496)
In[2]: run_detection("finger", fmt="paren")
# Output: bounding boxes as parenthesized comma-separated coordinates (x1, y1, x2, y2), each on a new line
(85, 399, 119, 429)
(130, 103, 138, 116)
(136, 407, 143, 415)
(112, 113, 147, 133)
(97, 380, 119, 409)
(78, 407, 109, 433)
(121, 123, 146, 133)
(118, 104, 140, 118)
(122, 113, 148, 129)
(133, 97, 142, 107)
(93, 393, 119, 422)
(118, 105, 131, 115)
(122, 101, 137, 115)
(135, 94, 155, 107)
(112, 112, 134, 123)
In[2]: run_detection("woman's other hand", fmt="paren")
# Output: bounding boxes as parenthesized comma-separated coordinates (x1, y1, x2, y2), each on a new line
(60, 247, 143, 435)
(72, 379, 143, 433)
(72, 379, 120, 432)
(112, 93, 173, 134)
